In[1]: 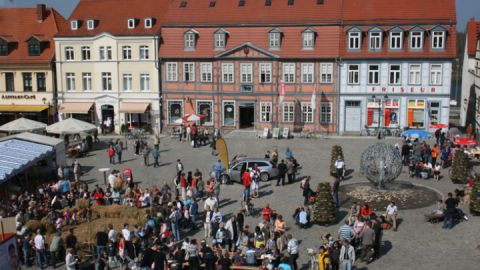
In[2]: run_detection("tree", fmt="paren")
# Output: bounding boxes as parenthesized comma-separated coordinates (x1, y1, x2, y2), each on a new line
(450, 151, 470, 184)
(470, 178, 480, 215)
(330, 145, 344, 176)
(313, 182, 337, 225)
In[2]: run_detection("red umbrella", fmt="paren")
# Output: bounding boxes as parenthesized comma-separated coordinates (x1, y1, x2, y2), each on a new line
(429, 123, 448, 129)
(182, 114, 206, 122)
(454, 137, 478, 146)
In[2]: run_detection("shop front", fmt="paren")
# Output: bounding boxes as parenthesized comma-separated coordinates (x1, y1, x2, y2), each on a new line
(119, 102, 151, 131)
(58, 102, 95, 124)
(0, 93, 53, 125)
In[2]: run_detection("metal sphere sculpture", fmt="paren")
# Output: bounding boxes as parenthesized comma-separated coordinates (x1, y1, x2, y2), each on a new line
(360, 143, 403, 190)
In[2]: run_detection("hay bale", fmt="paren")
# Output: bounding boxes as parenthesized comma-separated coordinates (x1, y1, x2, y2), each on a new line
(25, 220, 43, 232)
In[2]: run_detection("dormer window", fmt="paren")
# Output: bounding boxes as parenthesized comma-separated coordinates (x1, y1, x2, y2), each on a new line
(348, 29, 362, 50)
(269, 29, 282, 49)
(28, 39, 41, 56)
(431, 30, 446, 49)
(0, 40, 8, 56)
(368, 28, 382, 50)
(87, 19, 95, 30)
(302, 29, 315, 49)
(214, 29, 228, 49)
(144, 18, 153, 28)
(389, 27, 404, 50)
(184, 30, 198, 50)
(127, 18, 136, 29)
(70, 20, 78, 30)
(409, 28, 424, 50)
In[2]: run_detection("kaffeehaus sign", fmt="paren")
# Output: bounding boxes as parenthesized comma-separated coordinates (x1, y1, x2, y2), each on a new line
(1, 94, 36, 100)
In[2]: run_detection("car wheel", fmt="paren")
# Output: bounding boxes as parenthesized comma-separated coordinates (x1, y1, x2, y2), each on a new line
(260, 172, 269, 182)
(220, 174, 230, 184)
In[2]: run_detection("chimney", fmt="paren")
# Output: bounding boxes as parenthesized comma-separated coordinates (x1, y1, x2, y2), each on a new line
(37, 4, 46, 22)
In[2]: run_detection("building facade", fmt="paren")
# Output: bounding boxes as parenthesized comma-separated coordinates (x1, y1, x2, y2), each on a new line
(338, 0, 456, 134)
(159, 0, 341, 134)
(54, 0, 169, 134)
(0, 5, 64, 125)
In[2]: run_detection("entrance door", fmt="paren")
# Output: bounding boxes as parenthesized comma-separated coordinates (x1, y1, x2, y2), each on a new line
(101, 105, 115, 134)
(345, 101, 362, 132)
(239, 103, 255, 128)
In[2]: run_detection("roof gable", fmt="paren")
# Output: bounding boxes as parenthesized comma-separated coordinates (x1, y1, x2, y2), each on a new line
(214, 42, 279, 59)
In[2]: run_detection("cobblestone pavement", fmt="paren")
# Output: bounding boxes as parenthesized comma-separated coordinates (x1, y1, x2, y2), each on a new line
(68, 134, 480, 270)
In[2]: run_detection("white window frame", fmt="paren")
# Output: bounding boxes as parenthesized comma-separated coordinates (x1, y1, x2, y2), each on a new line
(410, 31, 423, 49)
(106, 46, 112, 60)
(301, 63, 314, 83)
(66, 73, 75, 91)
(123, 73, 133, 91)
(389, 32, 403, 50)
(430, 64, 443, 85)
(302, 31, 314, 49)
(214, 33, 226, 49)
(82, 72, 92, 91)
(222, 100, 236, 126)
(166, 62, 178, 82)
(140, 73, 150, 91)
(196, 100, 214, 125)
(183, 62, 195, 82)
(139, 45, 149, 60)
(240, 63, 253, 83)
(70, 20, 78, 30)
(81, 46, 90, 60)
(283, 102, 295, 123)
(99, 46, 112, 60)
(320, 102, 333, 124)
(347, 64, 359, 85)
(260, 102, 272, 123)
(259, 63, 272, 83)
(87, 19, 95, 30)
(348, 32, 361, 50)
(101, 72, 112, 91)
(127, 18, 135, 29)
(389, 64, 401, 85)
(301, 102, 314, 123)
(65, 47, 74, 61)
(200, 63, 212, 82)
(320, 63, 333, 84)
(409, 64, 421, 85)
(283, 63, 295, 83)
(431, 31, 445, 49)
(144, 18, 153, 28)
(222, 63, 234, 83)
(369, 32, 382, 50)
(184, 33, 195, 50)
(269, 32, 281, 49)
(122, 46, 132, 60)
(167, 100, 184, 124)
(367, 64, 379, 85)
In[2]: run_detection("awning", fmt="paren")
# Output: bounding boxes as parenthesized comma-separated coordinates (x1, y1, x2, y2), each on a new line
(0, 105, 48, 112)
(59, 102, 94, 114)
(119, 103, 150, 114)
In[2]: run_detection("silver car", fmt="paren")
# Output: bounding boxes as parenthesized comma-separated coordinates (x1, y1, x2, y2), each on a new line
(220, 157, 280, 183)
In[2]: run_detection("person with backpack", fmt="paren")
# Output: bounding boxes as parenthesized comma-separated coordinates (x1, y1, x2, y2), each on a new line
(107, 145, 115, 164)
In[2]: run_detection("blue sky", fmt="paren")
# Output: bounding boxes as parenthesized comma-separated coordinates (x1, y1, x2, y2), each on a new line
(0, 0, 478, 31)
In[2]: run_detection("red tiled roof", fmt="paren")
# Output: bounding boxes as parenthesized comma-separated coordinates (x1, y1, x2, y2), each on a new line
(466, 18, 480, 57)
(0, 7, 65, 64)
(342, 0, 456, 24)
(162, 0, 341, 26)
(56, 0, 170, 37)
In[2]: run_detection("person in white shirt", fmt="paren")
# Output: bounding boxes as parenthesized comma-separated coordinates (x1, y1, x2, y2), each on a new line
(433, 163, 441, 181)
(204, 195, 218, 211)
(34, 229, 46, 268)
(340, 240, 355, 270)
(385, 201, 398, 231)
(65, 248, 78, 270)
(286, 234, 299, 270)
(108, 171, 116, 188)
(108, 224, 117, 243)
(334, 156, 345, 180)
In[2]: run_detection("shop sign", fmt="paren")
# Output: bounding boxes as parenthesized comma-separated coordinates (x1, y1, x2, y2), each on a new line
(371, 86, 436, 93)
(1, 94, 36, 100)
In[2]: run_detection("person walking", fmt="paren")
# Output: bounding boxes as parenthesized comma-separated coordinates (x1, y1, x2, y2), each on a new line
(242, 169, 252, 201)
(334, 156, 345, 180)
(49, 232, 63, 268)
(286, 234, 299, 270)
(339, 240, 355, 270)
(151, 146, 160, 167)
(360, 222, 375, 264)
(277, 159, 287, 186)
(287, 159, 295, 184)
(443, 192, 457, 229)
(107, 145, 115, 165)
(212, 160, 225, 182)
(186, 125, 191, 144)
(34, 229, 47, 269)
(115, 141, 123, 164)
(176, 159, 184, 184)
(385, 201, 398, 231)
(204, 206, 213, 238)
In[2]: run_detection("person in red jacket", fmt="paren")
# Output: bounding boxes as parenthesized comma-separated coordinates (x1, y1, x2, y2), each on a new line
(360, 203, 373, 219)
(242, 169, 251, 201)
(107, 145, 115, 164)
(262, 203, 272, 222)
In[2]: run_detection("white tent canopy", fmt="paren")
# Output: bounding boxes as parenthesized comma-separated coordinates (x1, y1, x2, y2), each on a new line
(0, 117, 47, 133)
(46, 117, 97, 135)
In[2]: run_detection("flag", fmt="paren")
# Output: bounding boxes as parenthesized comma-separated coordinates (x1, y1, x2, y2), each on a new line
(311, 85, 317, 111)
(279, 81, 286, 104)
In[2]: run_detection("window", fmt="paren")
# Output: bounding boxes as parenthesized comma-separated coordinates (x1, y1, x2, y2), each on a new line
(168, 100, 183, 124)
(122, 46, 132, 60)
(139, 46, 149, 60)
(200, 63, 212, 82)
(429, 101, 440, 125)
(301, 63, 314, 83)
(22, 73, 32, 92)
(348, 32, 361, 49)
(222, 63, 234, 83)
(99, 46, 112, 60)
(66, 73, 75, 91)
(140, 73, 150, 91)
(389, 32, 403, 49)
(408, 64, 421, 85)
(320, 102, 332, 124)
(430, 64, 442, 85)
(70, 20, 78, 30)
(260, 102, 272, 122)
(197, 101, 213, 125)
(432, 31, 445, 49)
(302, 103, 313, 123)
(259, 63, 272, 83)
(102, 72, 112, 91)
(65, 47, 74, 60)
(214, 33, 226, 49)
(5, 73, 14, 92)
(408, 99, 425, 128)
(368, 65, 379, 85)
(123, 74, 132, 91)
(0, 41, 7, 56)
(223, 101, 235, 126)
(389, 64, 401, 85)
(184, 32, 195, 49)
(302, 31, 314, 49)
(367, 98, 381, 127)
(183, 62, 195, 82)
(82, 73, 92, 91)
(36, 73, 46, 92)
(81, 46, 90, 60)
(269, 32, 281, 49)
(347, 65, 359, 84)
(166, 62, 178, 81)
(240, 63, 253, 83)
(410, 31, 423, 49)
(320, 63, 333, 83)
(369, 32, 382, 50)
(87, 20, 95, 30)
(144, 18, 153, 28)
(127, 18, 135, 29)
(384, 99, 400, 127)
(283, 63, 295, 83)
(283, 102, 294, 123)
(28, 40, 41, 56)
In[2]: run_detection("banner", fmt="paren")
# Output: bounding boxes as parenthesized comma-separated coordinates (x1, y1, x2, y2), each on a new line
(215, 138, 229, 173)
(279, 82, 286, 104)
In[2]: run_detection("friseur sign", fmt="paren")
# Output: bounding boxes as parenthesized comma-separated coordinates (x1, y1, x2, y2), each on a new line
(1, 94, 36, 100)
(371, 86, 436, 93)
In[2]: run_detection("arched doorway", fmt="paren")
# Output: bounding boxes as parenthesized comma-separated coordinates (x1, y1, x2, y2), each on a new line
(101, 104, 115, 134)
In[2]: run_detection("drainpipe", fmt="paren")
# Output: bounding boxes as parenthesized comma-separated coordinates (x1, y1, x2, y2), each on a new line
(336, 57, 342, 135)
(155, 35, 163, 134)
